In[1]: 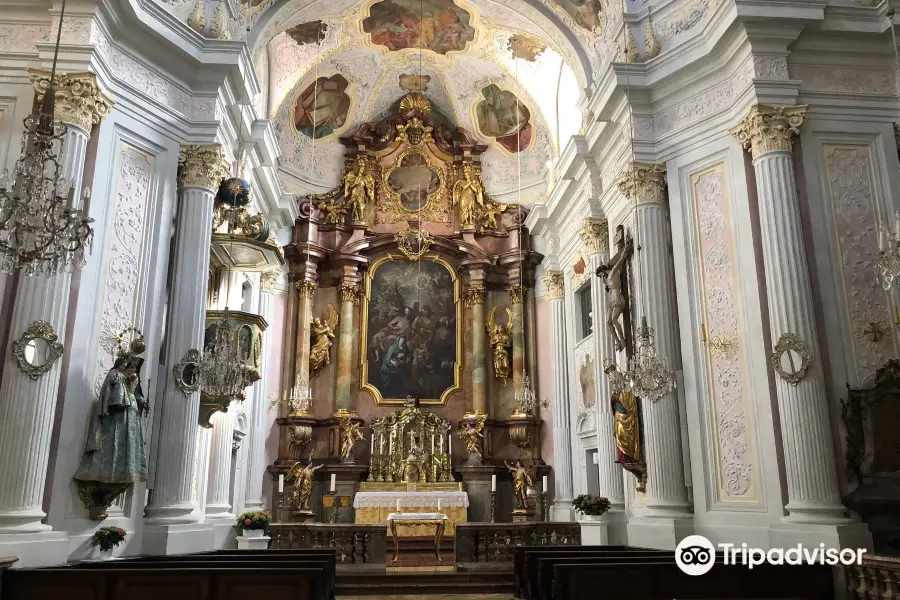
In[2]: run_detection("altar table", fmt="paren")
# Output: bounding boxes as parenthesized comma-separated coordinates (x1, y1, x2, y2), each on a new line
(387, 513, 448, 562)
(353, 491, 468, 536)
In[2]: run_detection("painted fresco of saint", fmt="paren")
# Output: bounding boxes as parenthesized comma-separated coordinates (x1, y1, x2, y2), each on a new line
(293, 74, 351, 139)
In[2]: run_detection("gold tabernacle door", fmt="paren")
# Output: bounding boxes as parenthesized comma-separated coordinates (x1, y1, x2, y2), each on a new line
(367, 401, 453, 484)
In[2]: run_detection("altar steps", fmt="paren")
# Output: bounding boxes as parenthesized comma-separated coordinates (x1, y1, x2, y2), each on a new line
(335, 569, 514, 596)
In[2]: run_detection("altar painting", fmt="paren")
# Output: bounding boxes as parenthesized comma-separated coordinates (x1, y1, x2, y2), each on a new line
(361, 256, 460, 404)
(362, 0, 475, 55)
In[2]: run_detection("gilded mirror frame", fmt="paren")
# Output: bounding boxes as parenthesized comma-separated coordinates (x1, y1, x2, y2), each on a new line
(380, 149, 448, 223)
(769, 332, 811, 386)
(359, 253, 462, 406)
(12, 320, 64, 380)
(173, 348, 201, 396)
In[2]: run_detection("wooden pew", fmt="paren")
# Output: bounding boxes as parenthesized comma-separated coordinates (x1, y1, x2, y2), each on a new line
(537, 556, 672, 600)
(513, 545, 627, 597)
(3, 566, 325, 600)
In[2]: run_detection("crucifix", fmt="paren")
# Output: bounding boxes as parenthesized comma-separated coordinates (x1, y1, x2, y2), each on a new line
(595, 224, 634, 357)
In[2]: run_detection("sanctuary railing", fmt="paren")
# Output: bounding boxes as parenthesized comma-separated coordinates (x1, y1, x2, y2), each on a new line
(841, 554, 900, 598)
(270, 523, 387, 565)
(455, 522, 581, 565)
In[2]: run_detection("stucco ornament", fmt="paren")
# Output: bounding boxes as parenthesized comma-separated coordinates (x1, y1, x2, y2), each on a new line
(579, 217, 609, 254)
(730, 105, 808, 159)
(29, 69, 114, 132)
(542, 270, 565, 299)
(177, 144, 230, 190)
(617, 162, 667, 205)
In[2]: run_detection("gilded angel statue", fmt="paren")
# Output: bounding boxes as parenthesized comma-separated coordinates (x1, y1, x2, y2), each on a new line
(343, 157, 376, 222)
(286, 455, 322, 511)
(339, 415, 364, 461)
(452, 162, 484, 228)
(458, 415, 486, 461)
(505, 460, 536, 510)
(486, 306, 513, 385)
(309, 304, 338, 378)
(480, 201, 507, 231)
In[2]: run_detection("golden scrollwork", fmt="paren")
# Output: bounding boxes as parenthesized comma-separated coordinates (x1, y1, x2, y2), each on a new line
(309, 304, 338, 378)
(464, 287, 486, 308)
(487, 306, 512, 385)
(395, 228, 434, 261)
(12, 320, 64, 380)
(339, 282, 360, 303)
(508, 285, 525, 304)
(379, 149, 449, 224)
(295, 280, 318, 299)
(399, 93, 432, 115)
(396, 116, 434, 146)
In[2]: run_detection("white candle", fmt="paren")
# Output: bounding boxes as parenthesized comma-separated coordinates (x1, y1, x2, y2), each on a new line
(396, 499, 400, 513)
(330, 473, 336, 492)
(431, 436, 435, 455)
(371, 435, 375, 454)
(438, 499, 442, 511)
(389, 432, 394, 456)
(895, 215, 899, 241)
(448, 433, 452, 455)
(879, 230, 886, 251)
(491, 474, 496, 492)
(278, 474, 284, 493)
(543, 475, 548, 491)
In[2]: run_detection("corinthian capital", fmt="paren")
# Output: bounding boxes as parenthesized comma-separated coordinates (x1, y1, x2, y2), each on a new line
(617, 162, 667, 205)
(731, 104, 808, 159)
(260, 270, 279, 293)
(29, 69, 113, 132)
(579, 218, 609, 255)
(177, 144, 230, 191)
(542, 270, 565, 300)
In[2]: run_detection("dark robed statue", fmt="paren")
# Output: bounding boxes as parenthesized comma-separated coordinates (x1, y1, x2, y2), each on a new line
(74, 338, 150, 520)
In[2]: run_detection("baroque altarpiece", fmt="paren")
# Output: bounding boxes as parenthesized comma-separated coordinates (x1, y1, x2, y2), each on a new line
(267, 93, 549, 527)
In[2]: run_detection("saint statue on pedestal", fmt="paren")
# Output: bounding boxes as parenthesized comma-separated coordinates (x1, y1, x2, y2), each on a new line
(604, 362, 646, 492)
(286, 457, 323, 511)
(343, 157, 376, 222)
(505, 460, 536, 510)
(452, 162, 484, 227)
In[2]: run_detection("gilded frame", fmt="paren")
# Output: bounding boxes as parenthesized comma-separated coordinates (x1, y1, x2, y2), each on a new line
(359, 253, 462, 406)
(380, 148, 449, 224)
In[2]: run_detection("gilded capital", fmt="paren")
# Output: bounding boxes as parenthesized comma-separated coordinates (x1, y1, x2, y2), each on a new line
(542, 271, 565, 300)
(339, 282, 360, 303)
(508, 285, 525, 305)
(617, 162, 667, 205)
(29, 69, 113, 132)
(295, 280, 318, 299)
(260, 270, 279, 293)
(178, 144, 229, 191)
(579, 218, 609, 254)
(464, 287, 486, 307)
(731, 104, 808, 159)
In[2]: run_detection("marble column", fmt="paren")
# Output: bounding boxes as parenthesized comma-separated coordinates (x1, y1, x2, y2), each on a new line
(731, 106, 855, 527)
(335, 268, 359, 415)
(205, 407, 236, 520)
(0, 72, 110, 559)
(509, 284, 526, 397)
(617, 162, 692, 526)
(245, 271, 277, 510)
(579, 218, 626, 515)
(292, 280, 317, 413)
(144, 144, 229, 532)
(543, 271, 574, 520)
(465, 270, 488, 416)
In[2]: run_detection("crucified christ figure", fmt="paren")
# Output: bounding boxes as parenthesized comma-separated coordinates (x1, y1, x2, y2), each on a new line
(596, 236, 634, 352)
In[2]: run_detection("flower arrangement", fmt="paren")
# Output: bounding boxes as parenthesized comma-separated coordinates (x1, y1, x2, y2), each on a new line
(572, 494, 611, 516)
(237, 511, 270, 530)
(90, 526, 126, 552)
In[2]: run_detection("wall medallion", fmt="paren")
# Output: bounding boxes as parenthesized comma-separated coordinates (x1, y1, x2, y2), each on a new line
(395, 228, 434, 261)
(770, 333, 811, 386)
(12, 320, 64, 380)
(173, 349, 201, 396)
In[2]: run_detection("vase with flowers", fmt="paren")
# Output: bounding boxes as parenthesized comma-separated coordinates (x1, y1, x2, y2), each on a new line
(237, 511, 270, 538)
(572, 494, 611, 521)
(90, 526, 126, 559)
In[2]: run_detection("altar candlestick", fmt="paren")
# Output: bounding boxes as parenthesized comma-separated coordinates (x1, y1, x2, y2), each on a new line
(396, 499, 400, 513)
(330, 473, 336, 492)
(491, 474, 496, 492)
(893, 304, 899, 326)
(278, 474, 284, 493)
(437, 499, 442, 511)
(371, 435, 375, 454)
(543, 475, 548, 491)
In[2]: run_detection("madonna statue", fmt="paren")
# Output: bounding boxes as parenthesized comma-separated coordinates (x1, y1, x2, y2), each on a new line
(74, 338, 150, 520)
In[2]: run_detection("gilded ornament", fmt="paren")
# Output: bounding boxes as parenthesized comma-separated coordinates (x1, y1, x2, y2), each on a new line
(704, 330, 738, 360)
(453, 162, 485, 228)
(617, 162, 667, 205)
(579, 218, 609, 254)
(480, 200, 508, 231)
(178, 144, 229, 191)
(343, 157, 376, 222)
(260, 270, 279, 293)
(508, 285, 525, 304)
(12, 320, 64, 380)
(399, 93, 432, 115)
(295, 280, 318, 298)
(172, 348, 201, 396)
(287, 425, 312, 457)
(542, 270, 565, 300)
(731, 105, 808, 159)
(505, 460, 536, 510)
(339, 282, 360, 303)
(464, 287, 486, 308)
(395, 228, 434, 261)
(487, 306, 513, 385)
(29, 69, 114, 133)
(309, 304, 338, 378)
(770, 332, 811, 386)
(458, 414, 486, 461)
(285, 457, 322, 511)
(396, 116, 434, 146)
(338, 414, 364, 461)
(317, 196, 348, 224)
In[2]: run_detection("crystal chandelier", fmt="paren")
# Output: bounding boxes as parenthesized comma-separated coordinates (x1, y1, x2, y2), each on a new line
(626, 317, 675, 402)
(0, 0, 94, 276)
(513, 374, 536, 415)
(200, 308, 247, 403)
(287, 374, 312, 415)
(875, 212, 900, 290)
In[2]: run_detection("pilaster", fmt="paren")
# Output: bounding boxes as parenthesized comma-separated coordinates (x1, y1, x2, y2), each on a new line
(465, 269, 488, 416)
(335, 267, 359, 414)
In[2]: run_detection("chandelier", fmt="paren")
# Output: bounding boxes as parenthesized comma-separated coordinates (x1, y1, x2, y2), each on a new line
(513, 374, 536, 416)
(200, 308, 247, 403)
(875, 213, 900, 290)
(0, 0, 94, 276)
(626, 317, 675, 402)
(270, 373, 313, 415)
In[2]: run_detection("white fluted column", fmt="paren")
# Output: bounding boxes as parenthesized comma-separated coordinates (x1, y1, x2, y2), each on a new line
(732, 106, 850, 524)
(618, 163, 692, 521)
(580, 218, 626, 513)
(144, 144, 229, 526)
(205, 406, 236, 520)
(244, 272, 276, 510)
(543, 271, 574, 520)
(0, 72, 110, 538)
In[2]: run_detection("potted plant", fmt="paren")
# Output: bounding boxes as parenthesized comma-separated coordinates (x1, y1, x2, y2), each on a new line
(90, 526, 126, 559)
(572, 494, 611, 521)
(237, 511, 270, 538)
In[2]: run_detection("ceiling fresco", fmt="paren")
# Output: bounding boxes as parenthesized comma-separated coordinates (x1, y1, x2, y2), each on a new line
(474, 84, 532, 154)
(362, 0, 476, 54)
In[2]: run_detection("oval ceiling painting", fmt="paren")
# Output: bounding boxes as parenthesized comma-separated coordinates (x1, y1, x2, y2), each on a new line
(362, 0, 476, 55)
(553, 0, 603, 32)
(475, 84, 532, 153)
(293, 74, 352, 139)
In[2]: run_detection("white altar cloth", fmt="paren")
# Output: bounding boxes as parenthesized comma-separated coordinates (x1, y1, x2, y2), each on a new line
(386, 513, 449, 521)
(353, 491, 469, 509)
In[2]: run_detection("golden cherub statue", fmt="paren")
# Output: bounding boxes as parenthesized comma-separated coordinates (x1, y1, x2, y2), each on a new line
(505, 460, 536, 510)
(285, 454, 322, 511)
(458, 415, 486, 461)
(453, 162, 485, 228)
(480, 201, 507, 230)
(339, 415, 364, 461)
(486, 306, 513, 386)
(309, 304, 338, 378)
(343, 157, 376, 222)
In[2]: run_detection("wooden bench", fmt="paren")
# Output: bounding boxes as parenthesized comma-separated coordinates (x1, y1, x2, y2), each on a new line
(537, 556, 672, 600)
